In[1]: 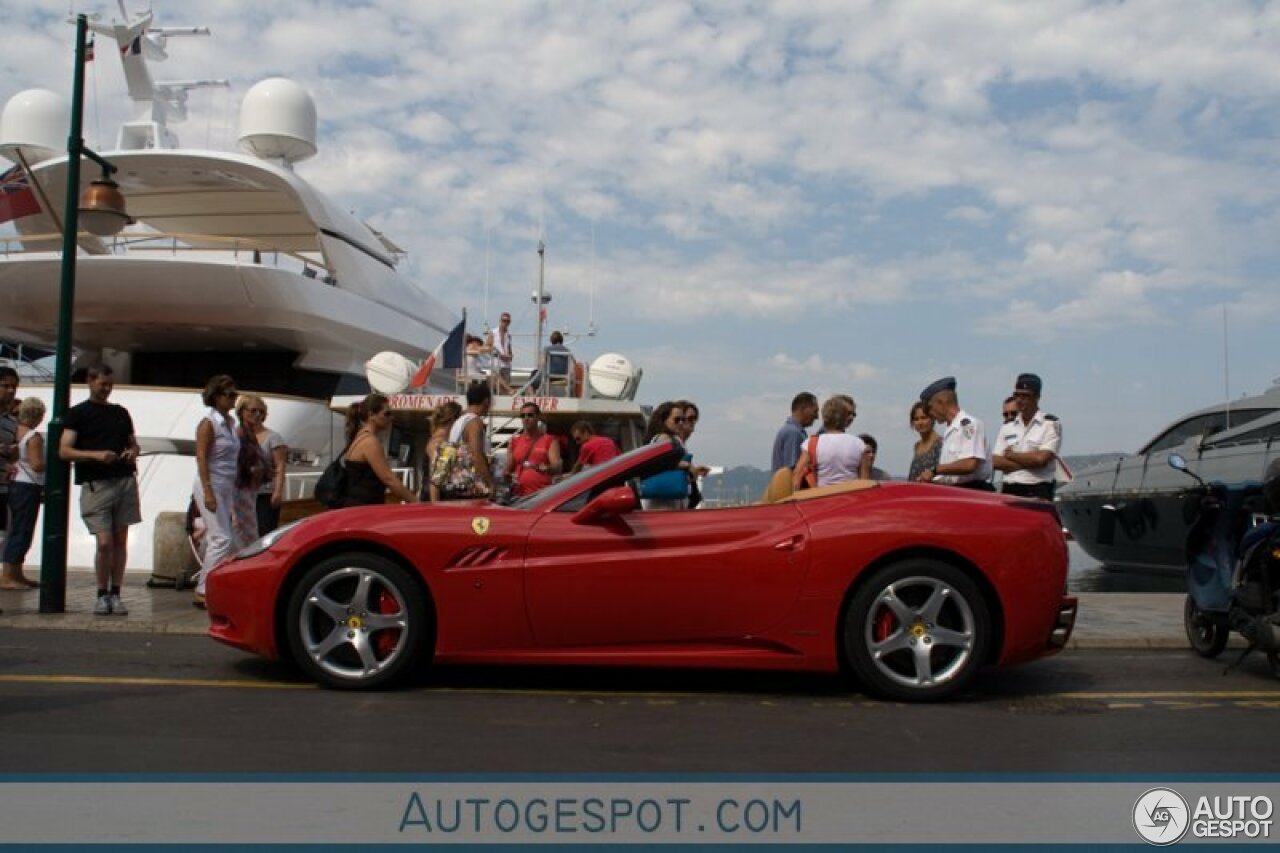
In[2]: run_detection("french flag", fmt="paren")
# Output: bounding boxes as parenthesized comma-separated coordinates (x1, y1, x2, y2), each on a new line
(409, 316, 466, 389)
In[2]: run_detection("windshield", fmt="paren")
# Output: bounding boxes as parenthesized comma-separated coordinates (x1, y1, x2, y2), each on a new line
(509, 443, 672, 510)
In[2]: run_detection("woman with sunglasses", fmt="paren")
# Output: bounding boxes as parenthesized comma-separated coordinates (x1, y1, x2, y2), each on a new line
(908, 400, 942, 484)
(639, 402, 698, 510)
(340, 393, 419, 507)
(237, 394, 289, 535)
(193, 374, 241, 607)
(505, 402, 562, 497)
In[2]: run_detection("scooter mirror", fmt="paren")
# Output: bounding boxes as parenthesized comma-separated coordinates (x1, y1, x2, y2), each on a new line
(1168, 453, 1188, 471)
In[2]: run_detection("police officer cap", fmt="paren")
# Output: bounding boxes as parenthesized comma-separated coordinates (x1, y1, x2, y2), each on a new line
(1014, 373, 1043, 395)
(919, 376, 956, 402)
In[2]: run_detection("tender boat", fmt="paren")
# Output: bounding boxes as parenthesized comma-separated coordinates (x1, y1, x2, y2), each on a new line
(1057, 382, 1280, 572)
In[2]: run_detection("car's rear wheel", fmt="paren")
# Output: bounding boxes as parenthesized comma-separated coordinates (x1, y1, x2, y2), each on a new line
(285, 553, 431, 690)
(844, 559, 991, 702)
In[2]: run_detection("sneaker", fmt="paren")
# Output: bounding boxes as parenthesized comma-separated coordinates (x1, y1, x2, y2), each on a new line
(94, 595, 112, 615)
(107, 594, 128, 615)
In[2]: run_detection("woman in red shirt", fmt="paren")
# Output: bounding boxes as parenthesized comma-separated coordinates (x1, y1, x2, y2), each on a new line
(505, 403, 562, 496)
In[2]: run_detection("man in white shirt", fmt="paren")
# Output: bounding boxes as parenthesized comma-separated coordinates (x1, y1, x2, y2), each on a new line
(917, 376, 992, 491)
(485, 312, 514, 394)
(993, 373, 1062, 500)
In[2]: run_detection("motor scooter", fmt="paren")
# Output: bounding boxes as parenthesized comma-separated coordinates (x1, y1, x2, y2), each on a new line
(1169, 453, 1280, 676)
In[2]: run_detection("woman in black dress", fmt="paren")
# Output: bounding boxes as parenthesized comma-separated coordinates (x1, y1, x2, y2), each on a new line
(340, 393, 418, 506)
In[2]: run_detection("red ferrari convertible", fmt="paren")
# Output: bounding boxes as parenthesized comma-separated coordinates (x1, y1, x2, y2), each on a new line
(207, 441, 1077, 701)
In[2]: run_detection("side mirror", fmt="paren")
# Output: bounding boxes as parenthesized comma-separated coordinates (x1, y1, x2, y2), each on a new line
(571, 485, 637, 524)
(1168, 452, 1206, 487)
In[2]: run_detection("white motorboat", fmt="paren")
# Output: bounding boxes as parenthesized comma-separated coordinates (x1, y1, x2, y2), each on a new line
(0, 8, 457, 573)
(1057, 382, 1280, 573)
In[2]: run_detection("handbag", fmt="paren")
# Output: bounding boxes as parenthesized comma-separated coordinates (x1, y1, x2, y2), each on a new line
(429, 440, 490, 499)
(639, 467, 688, 501)
(313, 450, 348, 508)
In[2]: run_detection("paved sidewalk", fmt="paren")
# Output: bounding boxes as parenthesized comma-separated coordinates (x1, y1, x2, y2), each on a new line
(0, 571, 1193, 649)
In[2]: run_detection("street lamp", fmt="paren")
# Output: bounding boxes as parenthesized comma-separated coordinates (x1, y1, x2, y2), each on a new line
(39, 14, 130, 613)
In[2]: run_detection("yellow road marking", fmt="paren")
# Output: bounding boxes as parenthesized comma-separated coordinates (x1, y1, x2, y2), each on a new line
(1059, 690, 1280, 700)
(0, 674, 314, 690)
(0, 673, 1277, 702)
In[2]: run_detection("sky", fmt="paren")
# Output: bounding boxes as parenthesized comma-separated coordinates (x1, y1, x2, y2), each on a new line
(6, 0, 1280, 475)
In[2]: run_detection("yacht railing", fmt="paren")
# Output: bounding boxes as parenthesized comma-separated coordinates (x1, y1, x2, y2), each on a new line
(1, 231, 335, 277)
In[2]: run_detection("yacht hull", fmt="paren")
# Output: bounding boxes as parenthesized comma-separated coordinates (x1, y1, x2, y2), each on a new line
(1058, 440, 1278, 573)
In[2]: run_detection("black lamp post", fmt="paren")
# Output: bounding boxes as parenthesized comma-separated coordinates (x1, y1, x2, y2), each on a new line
(39, 14, 130, 613)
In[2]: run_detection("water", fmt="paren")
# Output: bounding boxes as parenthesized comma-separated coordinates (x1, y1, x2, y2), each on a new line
(1067, 542, 1184, 593)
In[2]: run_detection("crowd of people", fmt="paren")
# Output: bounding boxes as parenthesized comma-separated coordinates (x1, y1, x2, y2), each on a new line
(771, 372, 1063, 497)
(0, 353, 1062, 616)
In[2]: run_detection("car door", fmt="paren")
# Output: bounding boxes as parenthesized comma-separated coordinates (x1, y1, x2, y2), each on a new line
(523, 502, 811, 648)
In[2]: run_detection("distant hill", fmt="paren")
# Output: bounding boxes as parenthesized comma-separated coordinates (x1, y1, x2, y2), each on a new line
(702, 453, 1128, 505)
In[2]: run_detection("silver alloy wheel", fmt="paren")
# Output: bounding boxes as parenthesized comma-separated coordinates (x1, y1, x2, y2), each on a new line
(862, 574, 977, 690)
(297, 565, 410, 682)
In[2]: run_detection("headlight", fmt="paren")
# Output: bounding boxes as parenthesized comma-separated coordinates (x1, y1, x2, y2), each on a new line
(234, 520, 303, 561)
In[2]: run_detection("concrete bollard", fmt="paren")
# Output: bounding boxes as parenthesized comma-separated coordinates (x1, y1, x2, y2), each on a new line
(150, 511, 200, 590)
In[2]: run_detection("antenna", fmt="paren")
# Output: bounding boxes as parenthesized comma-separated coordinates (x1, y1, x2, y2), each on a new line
(587, 221, 598, 336)
(483, 229, 490, 327)
(1223, 304, 1231, 427)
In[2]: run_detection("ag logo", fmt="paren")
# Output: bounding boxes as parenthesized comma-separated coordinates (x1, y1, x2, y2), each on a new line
(1133, 787, 1190, 845)
(471, 516, 490, 536)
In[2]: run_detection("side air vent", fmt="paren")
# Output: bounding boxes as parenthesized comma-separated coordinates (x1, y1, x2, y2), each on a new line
(445, 546, 510, 569)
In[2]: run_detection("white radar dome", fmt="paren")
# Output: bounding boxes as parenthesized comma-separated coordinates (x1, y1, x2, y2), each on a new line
(238, 78, 317, 163)
(0, 89, 70, 165)
(365, 351, 417, 395)
(588, 353, 642, 400)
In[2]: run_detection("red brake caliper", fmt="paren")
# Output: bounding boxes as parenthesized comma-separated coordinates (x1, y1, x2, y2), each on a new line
(372, 588, 400, 658)
(873, 607, 896, 643)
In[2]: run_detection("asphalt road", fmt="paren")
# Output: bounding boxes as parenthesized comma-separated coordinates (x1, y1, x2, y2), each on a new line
(1, 630, 1278, 774)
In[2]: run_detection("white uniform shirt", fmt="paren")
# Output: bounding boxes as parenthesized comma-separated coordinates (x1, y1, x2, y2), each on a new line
(934, 409, 991, 485)
(997, 410, 1061, 485)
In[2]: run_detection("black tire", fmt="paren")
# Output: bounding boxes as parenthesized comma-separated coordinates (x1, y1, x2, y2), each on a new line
(1183, 595, 1228, 659)
(844, 559, 991, 702)
(285, 553, 432, 690)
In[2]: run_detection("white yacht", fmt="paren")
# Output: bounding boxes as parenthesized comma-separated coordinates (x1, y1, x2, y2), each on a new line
(1057, 383, 1280, 573)
(0, 9, 457, 573)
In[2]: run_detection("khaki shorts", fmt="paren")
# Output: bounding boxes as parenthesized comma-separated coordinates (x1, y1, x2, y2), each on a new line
(79, 476, 142, 534)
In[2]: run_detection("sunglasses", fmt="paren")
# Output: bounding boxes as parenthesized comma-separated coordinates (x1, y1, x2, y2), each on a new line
(246, 407, 266, 415)
(671, 416, 688, 424)
(1002, 412, 1018, 422)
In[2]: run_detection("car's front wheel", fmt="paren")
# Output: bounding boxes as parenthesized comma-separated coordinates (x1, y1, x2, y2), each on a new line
(844, 560, 991, 702)
(285, 553, 431, 689)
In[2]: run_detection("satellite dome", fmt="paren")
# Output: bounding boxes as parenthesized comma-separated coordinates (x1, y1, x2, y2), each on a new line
(238, 78, 317, 163)
(0, 89, 70, 165)
(588, 353, 642, 400)
(365, 351, 418, 395)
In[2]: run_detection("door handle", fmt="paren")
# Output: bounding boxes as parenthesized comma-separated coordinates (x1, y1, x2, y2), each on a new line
(773, 535, 803, 551)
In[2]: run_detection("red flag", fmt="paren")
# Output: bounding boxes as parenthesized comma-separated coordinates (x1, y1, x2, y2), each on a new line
(0, 166, 39, 225)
